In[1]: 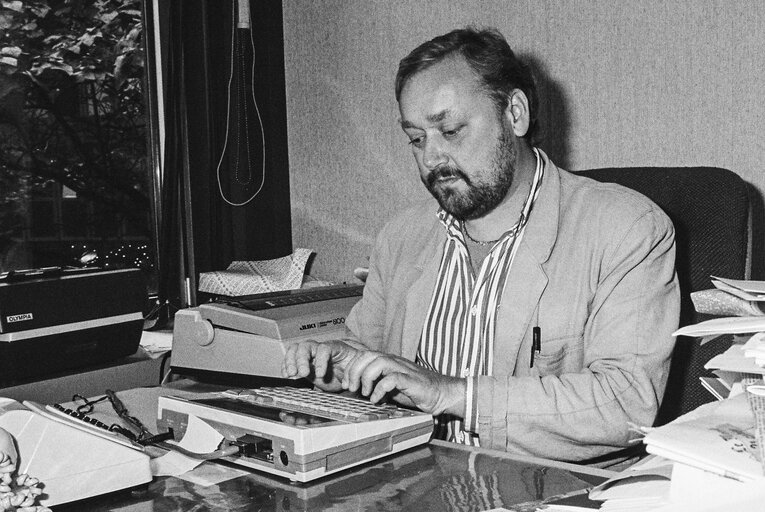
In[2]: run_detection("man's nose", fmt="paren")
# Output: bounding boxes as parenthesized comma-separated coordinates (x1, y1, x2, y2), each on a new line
(421, 138, 448, 170)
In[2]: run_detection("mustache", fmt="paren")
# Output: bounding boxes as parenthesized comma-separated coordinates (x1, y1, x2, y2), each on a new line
(426, 165, 471, 188)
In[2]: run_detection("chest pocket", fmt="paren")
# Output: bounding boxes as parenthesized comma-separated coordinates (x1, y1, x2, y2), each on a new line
(532, 333, 584, 377)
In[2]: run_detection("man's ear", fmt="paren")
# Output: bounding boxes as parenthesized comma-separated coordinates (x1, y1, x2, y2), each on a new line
(504, 89, 530, 137)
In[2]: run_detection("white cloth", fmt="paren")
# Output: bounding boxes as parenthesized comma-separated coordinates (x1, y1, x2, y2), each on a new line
(198, 248, 312, 296)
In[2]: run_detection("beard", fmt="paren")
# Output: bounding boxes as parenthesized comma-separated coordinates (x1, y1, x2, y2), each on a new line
(423, 130, 516, 221)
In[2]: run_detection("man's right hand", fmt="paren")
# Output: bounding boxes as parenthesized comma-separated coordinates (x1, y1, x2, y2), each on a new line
(281, 339, 360, 392)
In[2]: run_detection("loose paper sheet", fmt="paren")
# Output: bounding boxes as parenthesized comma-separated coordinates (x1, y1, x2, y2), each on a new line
(151, 415, 225, 477)
(711, 276, 765, 300)
(673, 316, 765, 337)
(704, 344, 765, 375)
(139, 330, 172, 356)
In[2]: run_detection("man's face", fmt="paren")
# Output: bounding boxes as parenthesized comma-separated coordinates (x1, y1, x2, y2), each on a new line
(399, 57, 517, 220)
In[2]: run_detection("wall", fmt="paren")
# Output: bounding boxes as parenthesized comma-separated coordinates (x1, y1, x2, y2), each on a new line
(283, 0, 765, 282)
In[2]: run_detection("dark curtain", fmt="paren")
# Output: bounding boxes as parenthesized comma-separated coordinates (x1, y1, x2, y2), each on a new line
(156, 0, 292, 315)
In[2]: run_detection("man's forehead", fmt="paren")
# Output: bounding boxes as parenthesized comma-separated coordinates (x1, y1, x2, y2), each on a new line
(398, 57, 490, 122)
(400, 108, 457, 129)
(402, 57, 480, 95)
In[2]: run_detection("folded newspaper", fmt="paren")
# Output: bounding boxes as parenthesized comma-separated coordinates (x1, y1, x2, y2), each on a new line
(691, 277, 765, 318)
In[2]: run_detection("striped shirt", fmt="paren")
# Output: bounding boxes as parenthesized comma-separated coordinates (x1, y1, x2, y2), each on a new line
(416, 148, 545, 446)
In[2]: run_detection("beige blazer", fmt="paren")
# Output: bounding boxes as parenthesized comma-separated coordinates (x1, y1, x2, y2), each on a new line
(347, 150, 680, 463)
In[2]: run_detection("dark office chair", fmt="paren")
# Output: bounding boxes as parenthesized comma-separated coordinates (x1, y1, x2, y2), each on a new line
(576, 166, 765, 425)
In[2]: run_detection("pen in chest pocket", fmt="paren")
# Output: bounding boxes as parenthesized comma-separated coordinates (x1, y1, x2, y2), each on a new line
(530, 325, 541, 368)
(530, 304, 542, 368)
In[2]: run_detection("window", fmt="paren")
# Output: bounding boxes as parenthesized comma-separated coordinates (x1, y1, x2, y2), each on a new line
(0, 0, 158, 289)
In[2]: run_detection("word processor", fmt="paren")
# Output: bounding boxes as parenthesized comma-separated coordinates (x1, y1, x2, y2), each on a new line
(171, 284, 364, 380)
(0, 397, 151, 507)
(157, 386, 434, 482)
(0, 267, 146, 381)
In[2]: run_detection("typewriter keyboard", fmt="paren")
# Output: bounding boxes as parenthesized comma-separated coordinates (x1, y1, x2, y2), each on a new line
(222, 387, 421, 423)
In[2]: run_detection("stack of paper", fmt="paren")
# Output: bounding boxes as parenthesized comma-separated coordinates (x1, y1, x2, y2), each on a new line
(642, 278, 765, 509)
(643, 394, 764, 480)
(673, 277, 765, 401)
(673, 318, 765, 399)
(641, 394, 765, 510)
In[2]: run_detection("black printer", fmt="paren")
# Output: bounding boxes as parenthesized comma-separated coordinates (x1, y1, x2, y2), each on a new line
(0, 267, 147, 382)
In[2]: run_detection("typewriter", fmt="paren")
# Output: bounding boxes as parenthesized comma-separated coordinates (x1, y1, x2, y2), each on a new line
(171, 284, 364, 381)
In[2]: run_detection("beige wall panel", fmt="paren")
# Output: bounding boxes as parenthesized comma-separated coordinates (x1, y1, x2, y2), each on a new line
(284, 1, 765, 282)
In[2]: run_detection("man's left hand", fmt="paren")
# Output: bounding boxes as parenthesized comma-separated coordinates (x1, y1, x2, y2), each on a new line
(341, 351, 465, 417)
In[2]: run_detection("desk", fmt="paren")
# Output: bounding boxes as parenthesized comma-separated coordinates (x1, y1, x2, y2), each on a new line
(0, 349, 168, 404)
(51, 382, 615, 512)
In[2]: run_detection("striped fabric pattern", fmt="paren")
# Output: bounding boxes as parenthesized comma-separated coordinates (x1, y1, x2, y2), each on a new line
(416, 149, 545, 446)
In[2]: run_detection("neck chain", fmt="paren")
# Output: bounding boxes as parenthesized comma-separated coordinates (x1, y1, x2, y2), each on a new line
(461, 222, 500, 246)
(456, 148, 545, 249)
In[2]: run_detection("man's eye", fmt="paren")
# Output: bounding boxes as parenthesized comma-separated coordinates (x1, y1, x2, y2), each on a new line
(408, 137, 424, 148)
(443, 128, 461, 138)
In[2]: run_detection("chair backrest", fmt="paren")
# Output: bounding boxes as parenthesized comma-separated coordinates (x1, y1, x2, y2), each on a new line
(576, 167, 764, 425)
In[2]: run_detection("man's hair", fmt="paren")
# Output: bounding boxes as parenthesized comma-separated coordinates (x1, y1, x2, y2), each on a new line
(395, 27, 539, 142)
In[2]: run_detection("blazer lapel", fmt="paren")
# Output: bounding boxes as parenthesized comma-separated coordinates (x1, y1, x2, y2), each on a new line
(493, 150, 561, 375)
(493, 248, 548, 374)
(400, 227, 444, 361)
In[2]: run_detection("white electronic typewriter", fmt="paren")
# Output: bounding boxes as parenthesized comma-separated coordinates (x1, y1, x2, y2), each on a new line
(172, 284, 365, 380)
(157, 386, 434, 482)
(0, 397, 151, 507)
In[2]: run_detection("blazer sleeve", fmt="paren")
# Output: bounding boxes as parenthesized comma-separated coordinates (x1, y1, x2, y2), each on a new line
(344, 216, 398, 351)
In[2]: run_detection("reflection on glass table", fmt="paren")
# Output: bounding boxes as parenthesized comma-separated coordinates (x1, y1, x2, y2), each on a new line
(54, 439, 608, 512)
(48, 381, 613, 512)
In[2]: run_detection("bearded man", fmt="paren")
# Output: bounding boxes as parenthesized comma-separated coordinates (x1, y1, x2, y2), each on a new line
(282, 27, 680, 467)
